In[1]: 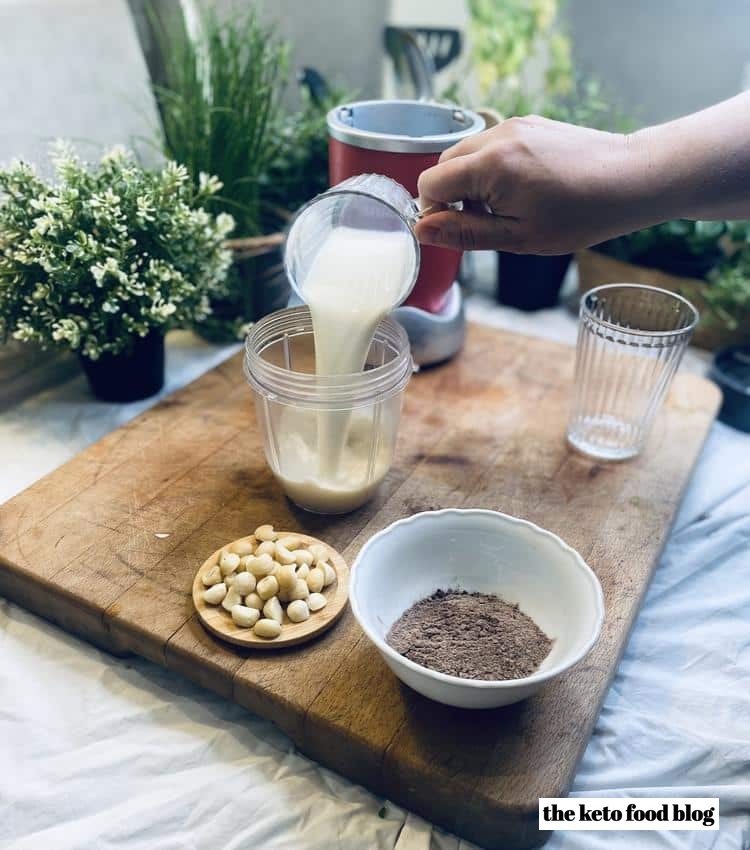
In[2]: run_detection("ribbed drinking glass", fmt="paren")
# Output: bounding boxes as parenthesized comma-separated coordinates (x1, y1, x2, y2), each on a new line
(567, 284, 699, 460)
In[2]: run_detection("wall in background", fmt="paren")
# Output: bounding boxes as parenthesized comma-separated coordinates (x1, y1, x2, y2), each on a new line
(3, 0, 750, 169)
(0, 0, 389, 170)
(381, 0, 470, 99)
(566, 0, 750, 126)
(214, 0, 389, 105)
(0, 0, 159, 169)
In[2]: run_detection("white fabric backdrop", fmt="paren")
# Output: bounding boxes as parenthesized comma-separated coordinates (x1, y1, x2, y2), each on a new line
(1, 306, 748, 850)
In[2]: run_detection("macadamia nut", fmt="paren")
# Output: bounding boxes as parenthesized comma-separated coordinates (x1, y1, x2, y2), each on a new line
(254, 525, 276, 542)
(306, 567, 324, 593)
(202, 565, 222, 587)
(255, 540, 276, 558)
(232, 605, 260, 628)
(234, 572, 256, 596)
(308, 544, 327, 562)
(203, 582, 227, 605)
(275, 563, 296, 593)
(287, 600, 310, 623)
(219, 551, 241, 576)
(308, 593, 327, 612)
(263, 596, 283, 623)
(248, 554, 274, 578)
(244, 592, 263, 610)
(275, 543, 296, 565)
(289, 578, 310, 601)
(257, 575, 279, 600)
(294, 549, 314, 567)
(254, 618, 282, 639)
(231, 539, 255, 557)
(222, 586, 243, 612)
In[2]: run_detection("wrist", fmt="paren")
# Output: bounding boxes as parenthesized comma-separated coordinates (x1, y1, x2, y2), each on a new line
(615, 127, 685, 227)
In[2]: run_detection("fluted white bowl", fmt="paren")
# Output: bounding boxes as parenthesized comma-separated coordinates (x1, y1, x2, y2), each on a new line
(350, 509, 604, 709)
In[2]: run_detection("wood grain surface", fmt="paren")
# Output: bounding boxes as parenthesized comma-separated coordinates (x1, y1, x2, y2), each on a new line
(192, 532, 349, 649)
(0, 324, 721, 849)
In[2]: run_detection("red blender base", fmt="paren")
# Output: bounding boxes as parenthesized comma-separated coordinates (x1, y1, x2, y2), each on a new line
(326, 101, 486, 364)
(405, 245, 463, 314)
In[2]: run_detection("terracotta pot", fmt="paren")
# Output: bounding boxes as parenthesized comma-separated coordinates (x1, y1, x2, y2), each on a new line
(576, 248, 749, 351)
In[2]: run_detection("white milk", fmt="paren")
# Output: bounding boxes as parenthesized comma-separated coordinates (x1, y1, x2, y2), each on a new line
(278, 225, 412, 513)
(275, 405, 397, 514)
(304, 226, 411, 375)
(303, 226, 411, 478)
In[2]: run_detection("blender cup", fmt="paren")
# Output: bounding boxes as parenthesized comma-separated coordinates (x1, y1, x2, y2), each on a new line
(244, 306, 412, 514)
(246, 175, 419, 514)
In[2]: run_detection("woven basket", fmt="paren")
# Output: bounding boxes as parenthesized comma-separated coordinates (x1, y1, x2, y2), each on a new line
(224, 232, 284, 261)
(576, 248, 749, 351)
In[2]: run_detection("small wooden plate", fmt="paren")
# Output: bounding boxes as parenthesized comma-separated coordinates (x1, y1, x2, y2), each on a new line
(192, 532, 349, 649)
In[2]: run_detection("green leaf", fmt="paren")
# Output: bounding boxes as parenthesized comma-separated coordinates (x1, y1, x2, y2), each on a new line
(694, 220, 724, 240)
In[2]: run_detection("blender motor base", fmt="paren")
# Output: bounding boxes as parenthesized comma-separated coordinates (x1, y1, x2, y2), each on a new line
(394, 282, 465, 366)
(286, 281, 465, 368)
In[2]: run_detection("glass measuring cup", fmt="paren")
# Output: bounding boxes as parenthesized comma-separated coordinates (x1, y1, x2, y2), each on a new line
(284, 174, 422, 307)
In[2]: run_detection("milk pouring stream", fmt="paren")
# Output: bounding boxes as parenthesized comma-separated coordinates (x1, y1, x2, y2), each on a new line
(271, 224, 412, 513)
(302, 226, 412, 479)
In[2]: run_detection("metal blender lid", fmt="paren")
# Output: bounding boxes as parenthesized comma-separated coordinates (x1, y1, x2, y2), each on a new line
(327, 99, 486, 154)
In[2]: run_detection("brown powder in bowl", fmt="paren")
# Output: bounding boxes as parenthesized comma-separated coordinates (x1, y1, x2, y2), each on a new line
(386, 589, 553, 681)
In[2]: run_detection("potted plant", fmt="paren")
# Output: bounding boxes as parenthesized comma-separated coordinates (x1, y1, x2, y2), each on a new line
(143, 3, 343, 342)
(706, 265, 750, 431)
(458, 0, 631, 310)
(144, 2, 287, 342)
(0, 143, 233, 402)
(577, 220, 750, 350)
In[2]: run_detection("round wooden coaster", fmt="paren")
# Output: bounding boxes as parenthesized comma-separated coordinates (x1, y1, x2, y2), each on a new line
(192, 532, 349, 649)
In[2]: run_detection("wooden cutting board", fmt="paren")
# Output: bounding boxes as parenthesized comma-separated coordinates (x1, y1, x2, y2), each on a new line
(0, 324, 720, 849)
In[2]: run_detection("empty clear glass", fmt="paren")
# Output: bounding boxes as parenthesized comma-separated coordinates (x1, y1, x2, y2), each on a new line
(567, 284, 699, 460)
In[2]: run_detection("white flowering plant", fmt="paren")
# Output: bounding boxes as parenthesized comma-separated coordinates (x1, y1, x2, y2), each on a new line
(0, 143, 234, 359)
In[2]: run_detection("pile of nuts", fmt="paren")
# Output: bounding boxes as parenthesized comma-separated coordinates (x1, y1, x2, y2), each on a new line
(200, 525, 336, 640)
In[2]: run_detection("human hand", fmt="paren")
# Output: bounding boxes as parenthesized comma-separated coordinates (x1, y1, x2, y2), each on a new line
(415, 115, 646, 255)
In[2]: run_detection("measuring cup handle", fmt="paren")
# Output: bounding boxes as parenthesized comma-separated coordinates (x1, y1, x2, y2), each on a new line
(413, 200, 464, 221)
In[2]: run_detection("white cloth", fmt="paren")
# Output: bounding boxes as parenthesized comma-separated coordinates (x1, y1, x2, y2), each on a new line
(1, 312, 748, 850)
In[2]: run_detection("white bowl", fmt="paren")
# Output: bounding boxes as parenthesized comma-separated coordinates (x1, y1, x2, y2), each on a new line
(350, 509, 604, 709)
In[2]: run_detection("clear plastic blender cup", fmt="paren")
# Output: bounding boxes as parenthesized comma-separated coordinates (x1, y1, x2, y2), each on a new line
(284, 174, 421, 306)
(244, 307, 412, 514)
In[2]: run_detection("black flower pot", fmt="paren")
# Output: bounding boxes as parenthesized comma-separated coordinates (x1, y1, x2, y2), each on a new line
(711, 345, 750, 433)
(80, 331, 165, 402)
(497, 252, 573, 311)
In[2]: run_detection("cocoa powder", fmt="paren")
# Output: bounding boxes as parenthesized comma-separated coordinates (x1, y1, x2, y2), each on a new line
(386, 589, 552, 681)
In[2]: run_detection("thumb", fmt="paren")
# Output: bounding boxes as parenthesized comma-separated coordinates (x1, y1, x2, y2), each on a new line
(414, 210, 525, 253)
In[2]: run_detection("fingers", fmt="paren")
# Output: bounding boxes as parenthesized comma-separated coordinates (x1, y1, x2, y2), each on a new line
(414, 209, 525, 253)
(437, 130, 490, 164)
(417, 151, 485, 207)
